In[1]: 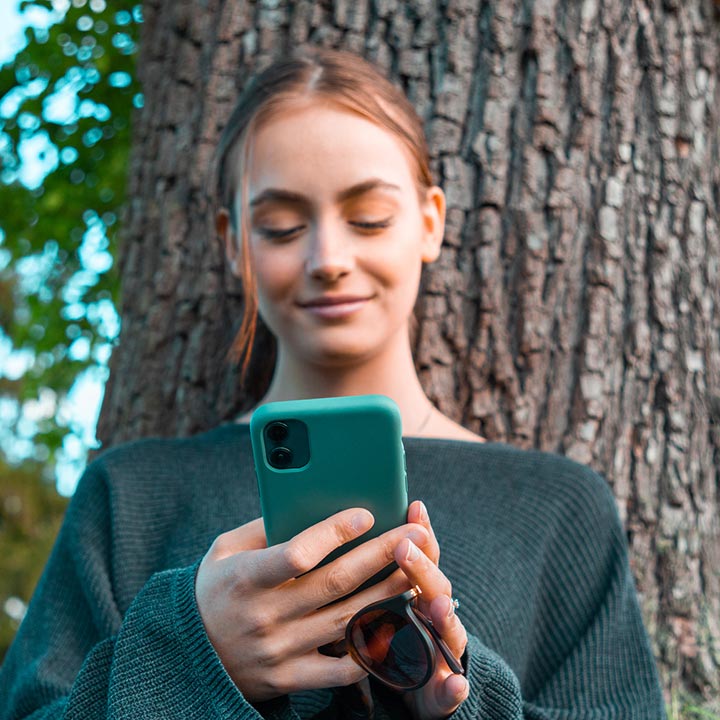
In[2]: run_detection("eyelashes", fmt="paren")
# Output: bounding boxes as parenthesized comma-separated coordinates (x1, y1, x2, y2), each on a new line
(258, 226, 304, 240)
(257, 219, 393, 241)
(352, 220, 392, 230)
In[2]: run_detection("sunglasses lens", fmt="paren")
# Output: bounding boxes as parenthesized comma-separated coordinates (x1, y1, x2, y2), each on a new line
(349, 608, 430, 688)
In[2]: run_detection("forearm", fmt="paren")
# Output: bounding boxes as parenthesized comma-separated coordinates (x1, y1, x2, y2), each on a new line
(0, 562, 297, 720)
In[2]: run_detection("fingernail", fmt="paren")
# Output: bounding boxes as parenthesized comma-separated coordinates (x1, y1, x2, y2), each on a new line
(405, 539, 420, 561)
(352, 511, 373, 533)
(419, 501, 428, 522)
(446, 597, 455, 618)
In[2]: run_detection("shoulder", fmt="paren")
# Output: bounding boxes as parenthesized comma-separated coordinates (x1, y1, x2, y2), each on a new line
(76, 424, 251, 496)
(406, 437, 621, 534)
(96, 423, 246, 466)
(418, 414, 613, 515)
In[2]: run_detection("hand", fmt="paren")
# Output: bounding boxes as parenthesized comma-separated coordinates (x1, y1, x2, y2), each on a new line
(397, 501, 469, 719)
(195, 509, 430, 702)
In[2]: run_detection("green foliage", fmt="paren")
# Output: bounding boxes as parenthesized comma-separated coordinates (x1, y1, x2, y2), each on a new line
(0, 0, 140, 454)
(0, 0, 140, 660)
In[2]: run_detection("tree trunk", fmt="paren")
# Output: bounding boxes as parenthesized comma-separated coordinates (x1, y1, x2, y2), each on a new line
(98, 0, 720, 702)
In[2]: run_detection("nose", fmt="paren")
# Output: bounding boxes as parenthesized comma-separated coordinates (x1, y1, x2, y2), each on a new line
(304, 220, 354, 282)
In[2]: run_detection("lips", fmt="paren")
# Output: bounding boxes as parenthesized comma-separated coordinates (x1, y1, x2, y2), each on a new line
(297, 294, 374, 320)
(298, 295, 373, 307)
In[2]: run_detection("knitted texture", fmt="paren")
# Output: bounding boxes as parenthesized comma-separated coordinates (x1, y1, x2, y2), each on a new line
(0, 424, 665, 719)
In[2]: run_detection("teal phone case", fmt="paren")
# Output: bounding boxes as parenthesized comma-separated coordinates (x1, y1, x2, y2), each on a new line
(250, 394, 408, 566)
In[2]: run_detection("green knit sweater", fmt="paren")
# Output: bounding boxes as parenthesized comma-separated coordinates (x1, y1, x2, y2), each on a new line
(0, 424, 665, 719)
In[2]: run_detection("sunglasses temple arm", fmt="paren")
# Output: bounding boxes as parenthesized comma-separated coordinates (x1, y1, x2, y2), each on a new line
(414, 610, 465, 676)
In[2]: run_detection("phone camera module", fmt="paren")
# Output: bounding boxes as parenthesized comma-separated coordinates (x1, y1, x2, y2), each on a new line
(267, 422, 289, 443)
(262, 419, 308, 469)
(270, 447, 293, 468)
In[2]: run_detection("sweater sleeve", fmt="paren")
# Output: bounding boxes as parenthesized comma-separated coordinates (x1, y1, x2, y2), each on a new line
(369, 467, 666, 720)
(0, 462, 299, 720)
(449, 472, 666, 720)
(452, 566, 665, 720)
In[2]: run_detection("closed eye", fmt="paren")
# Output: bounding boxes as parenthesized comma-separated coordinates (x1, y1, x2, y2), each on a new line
(258, 226, 305, 240)
(257, 219, 392, 239)
(350, 219, 392, 231)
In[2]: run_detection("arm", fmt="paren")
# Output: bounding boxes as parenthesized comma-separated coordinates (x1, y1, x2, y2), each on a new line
(387, 485, 665, 720)
(0, 462, 295, 720)
(454, 551, 665, 719)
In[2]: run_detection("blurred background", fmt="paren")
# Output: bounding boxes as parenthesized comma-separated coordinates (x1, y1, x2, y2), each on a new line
(0, 0, 141, 659)
(2, 3, 719, 717)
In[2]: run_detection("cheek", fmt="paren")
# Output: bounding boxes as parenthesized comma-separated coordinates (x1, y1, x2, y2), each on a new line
(250, 245, 301, 303)
(369, 226, 425, 295)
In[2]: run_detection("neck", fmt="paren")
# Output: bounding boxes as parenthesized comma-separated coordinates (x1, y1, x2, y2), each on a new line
(256, 329, 434, 435)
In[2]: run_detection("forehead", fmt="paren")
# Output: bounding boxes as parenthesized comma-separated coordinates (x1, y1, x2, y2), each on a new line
(245, 104, 418, 200)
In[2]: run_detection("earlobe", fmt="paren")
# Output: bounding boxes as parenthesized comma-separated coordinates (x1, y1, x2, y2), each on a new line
(217, 208, 242, 277)
(421, 186, 446, 264)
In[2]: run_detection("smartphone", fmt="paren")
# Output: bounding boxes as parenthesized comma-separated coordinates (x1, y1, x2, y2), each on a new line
(250, 394, 409, 572)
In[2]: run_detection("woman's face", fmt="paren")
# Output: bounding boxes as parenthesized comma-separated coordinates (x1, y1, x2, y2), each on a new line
(226, 103, 445, 367)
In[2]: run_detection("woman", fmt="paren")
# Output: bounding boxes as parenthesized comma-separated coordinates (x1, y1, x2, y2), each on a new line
(0, 48, 664, 719)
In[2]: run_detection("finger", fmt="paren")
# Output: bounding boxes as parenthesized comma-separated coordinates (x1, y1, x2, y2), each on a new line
(206, 518, 268, 561)
(429, 594, 468, 663)
(293, 568, 412, 653)
(394, 538, 452, 603)
(407, 500, 440, 565)
(288, 522, 430, 610)
(435, 673, 469, 716)
(250, 652, 368, 700)
(249, 508, 375, 588)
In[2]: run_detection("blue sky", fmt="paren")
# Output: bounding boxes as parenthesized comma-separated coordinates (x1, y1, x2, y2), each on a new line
(0, 1, 67, 66)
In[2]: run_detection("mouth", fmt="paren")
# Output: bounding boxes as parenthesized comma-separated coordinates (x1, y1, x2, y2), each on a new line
(297, 295, 374, 319)
(298, 294, 374, 307)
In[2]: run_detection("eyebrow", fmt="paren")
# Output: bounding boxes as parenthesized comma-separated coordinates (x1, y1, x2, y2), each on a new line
(249, 179, 402, 208)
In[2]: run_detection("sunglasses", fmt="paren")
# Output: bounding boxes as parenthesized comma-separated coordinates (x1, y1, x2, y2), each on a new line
(343, 586, 465, 691)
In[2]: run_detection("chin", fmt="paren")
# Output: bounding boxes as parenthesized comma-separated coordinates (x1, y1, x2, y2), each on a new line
(293, 333, 385, 368)
(305, 344, 378, 368)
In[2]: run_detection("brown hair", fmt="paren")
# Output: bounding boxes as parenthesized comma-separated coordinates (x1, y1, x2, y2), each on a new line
(212, 47, 434, 386)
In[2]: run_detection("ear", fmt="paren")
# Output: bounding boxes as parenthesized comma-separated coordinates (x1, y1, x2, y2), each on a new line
(420, 186, 446, 264)
(217, 208, 242, 277)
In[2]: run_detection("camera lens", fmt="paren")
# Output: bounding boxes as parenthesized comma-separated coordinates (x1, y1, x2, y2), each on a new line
(267, 422, 289, 443)
(270, 447, 293, 468)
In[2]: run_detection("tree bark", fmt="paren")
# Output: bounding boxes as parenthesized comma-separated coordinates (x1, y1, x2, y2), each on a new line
(98, 0, 720, 701)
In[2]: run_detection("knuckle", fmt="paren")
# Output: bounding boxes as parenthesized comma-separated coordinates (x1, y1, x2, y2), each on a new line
(220, 559, 248, 594)
(333, 516, 357, 546)
(282, 541, 314, 575)
(460, 628, 468, 650)
(254, 636, 284, 667)
(449, 616, 468, 653)
(263, 668, 289, 696)
(457, 620, 468, 645)
(333, 607, 356, 637)
(323, 565, 355, 598)
(380, 535, 399, 562)
(208, 533, 230, 559)
(456, 637, 468, 661)
(245, 607, 275, 637)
